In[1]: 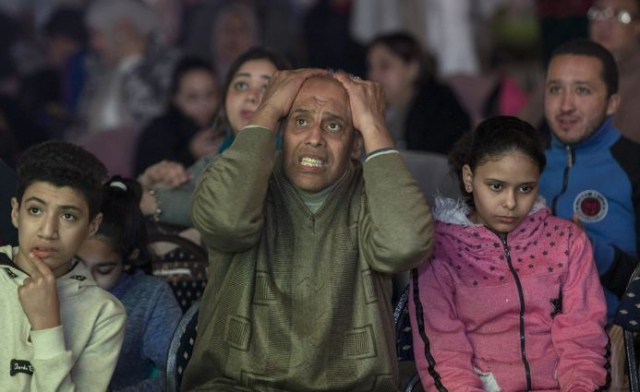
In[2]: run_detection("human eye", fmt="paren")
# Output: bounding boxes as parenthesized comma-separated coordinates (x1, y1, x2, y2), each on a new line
(295, 117, 308, 126)
(576, 86, 591, 95)
(234, 81, 248, 91)
(260, 83, 268, 93)
(519, 184, 534, 193)
(488, 182, 502, 191)
(61, 213, 77, 221)
(326, 122, 341, 133)
(28, 206, 42, 215)
(96, 265, 115, 275)
(547, 85, 561, 94)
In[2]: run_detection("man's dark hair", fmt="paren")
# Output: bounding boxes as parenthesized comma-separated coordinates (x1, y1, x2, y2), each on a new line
(549, 39, 619, 97)
(16, 141, 107, 219)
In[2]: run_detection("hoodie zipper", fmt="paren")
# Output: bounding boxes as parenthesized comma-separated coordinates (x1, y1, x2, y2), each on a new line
(500, 235, 532, 391)
(551, 145, 574, 215)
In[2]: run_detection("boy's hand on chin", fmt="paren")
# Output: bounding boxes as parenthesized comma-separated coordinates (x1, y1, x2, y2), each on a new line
(18, 253, 61, 330)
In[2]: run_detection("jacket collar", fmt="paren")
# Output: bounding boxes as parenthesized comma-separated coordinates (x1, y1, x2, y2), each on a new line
(550, 115, 620, 153)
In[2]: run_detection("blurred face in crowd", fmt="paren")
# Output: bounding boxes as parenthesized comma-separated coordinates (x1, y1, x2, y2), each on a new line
(367, 43, 420, 107)
(282, 76, 358, 194)
(225, 59, 277, 134)
(544, 54, 620, 145)
(77, 237, 123, 291)
(173, 69, 219, 127)
(589, 0, 640, 61)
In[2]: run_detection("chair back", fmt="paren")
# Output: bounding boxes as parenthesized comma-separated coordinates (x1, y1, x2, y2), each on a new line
(149, 233, 208, 312)
(166, 300, 200, 392)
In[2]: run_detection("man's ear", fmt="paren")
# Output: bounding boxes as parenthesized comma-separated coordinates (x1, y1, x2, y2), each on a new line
(88, 212, 103, 237)
(351, 133, 363, 159)
(407, 60, 421, 84)
(10, 197, 19, 229)
(606, 93, 621, 116)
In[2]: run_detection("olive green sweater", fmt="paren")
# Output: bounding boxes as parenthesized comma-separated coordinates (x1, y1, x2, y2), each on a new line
(183, 127, 433, 391)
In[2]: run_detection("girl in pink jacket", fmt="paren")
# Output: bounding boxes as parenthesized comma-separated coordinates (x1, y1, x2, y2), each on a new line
(410, 116, 608, 391)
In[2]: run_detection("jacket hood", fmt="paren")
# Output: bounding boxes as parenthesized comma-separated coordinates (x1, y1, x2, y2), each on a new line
(434, 196, 547, 226)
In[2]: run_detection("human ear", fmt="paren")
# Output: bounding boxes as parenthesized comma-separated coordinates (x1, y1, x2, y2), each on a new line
(10, 197, 19, 229)
(88, 212, 103, 237)
(462, 165, 473, 193)
(606, 93, 621, 116)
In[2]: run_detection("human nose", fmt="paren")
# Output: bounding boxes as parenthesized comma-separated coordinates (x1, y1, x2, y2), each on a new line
(559, 91, 575, 112)
(39, 214, 59, 239)
(245, 86, 261, 104)
(504, 190, 516, 210)
(305, 123, 325, 147)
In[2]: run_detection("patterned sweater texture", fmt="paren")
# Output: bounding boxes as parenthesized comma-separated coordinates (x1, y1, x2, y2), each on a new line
(182, 127, 434, 391)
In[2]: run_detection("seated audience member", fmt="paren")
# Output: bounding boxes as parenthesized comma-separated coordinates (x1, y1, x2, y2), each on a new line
(135, 56, 220, 176)
(138, 47, 291, 227)
(366, 32, 471, 153)
(77, 176, 182, 391)
(181, 69, 434, 391)
(68, 0, 180, 139)
(589, 0, 640, 143)
(539, 39, 640, 317)
(410, 116, 608, 391)
(0, 141, 126, 390)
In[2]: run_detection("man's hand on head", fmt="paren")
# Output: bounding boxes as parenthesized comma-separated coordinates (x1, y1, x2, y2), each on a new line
(18, 253, 61, 330)
(249, 68, 329, 132)
(333, 73, 394, 154)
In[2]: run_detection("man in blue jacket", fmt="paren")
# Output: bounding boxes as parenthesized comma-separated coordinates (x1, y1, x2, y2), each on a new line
(540, 39, 640, 319)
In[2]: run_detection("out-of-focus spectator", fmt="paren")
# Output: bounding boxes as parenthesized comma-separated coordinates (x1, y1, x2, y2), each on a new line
(352, 0, 479, 76)
(367, 32, 470, 154)
(20, 6, 87, 140)
(135, 56, 220, 176)
(589, 0, 640, 143)
(69, 0, 180, 140)
(537, 0, 594, 62)
(304, 0, 366, 76)
(182, 0, 300, 77)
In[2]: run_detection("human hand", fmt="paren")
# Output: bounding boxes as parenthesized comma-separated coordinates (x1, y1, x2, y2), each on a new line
(18, 253, 61, 330)
(333, 73, 393, 153)
(138, 160, 191, 190)
(189, 128, 223, 159)
(250, 68, 329, 131)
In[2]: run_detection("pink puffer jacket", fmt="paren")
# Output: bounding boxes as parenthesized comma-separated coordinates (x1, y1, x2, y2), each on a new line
(410, 198, 608, 392)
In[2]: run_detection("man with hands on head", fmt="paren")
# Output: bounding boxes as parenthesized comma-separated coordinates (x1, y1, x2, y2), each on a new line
(182, 69, 434, 392)
(0, 141, 126, 391)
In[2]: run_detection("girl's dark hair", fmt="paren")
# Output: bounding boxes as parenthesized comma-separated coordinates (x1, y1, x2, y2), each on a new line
(213, 46, 292, 133)
(168, 56, 216, 97)
(366, 31, 434, 83)
(449, 115, 546, 207)
(96, 176, 151, 273)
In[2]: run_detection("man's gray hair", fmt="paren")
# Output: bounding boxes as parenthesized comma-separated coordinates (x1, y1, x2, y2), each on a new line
(86, 0, 159, 36)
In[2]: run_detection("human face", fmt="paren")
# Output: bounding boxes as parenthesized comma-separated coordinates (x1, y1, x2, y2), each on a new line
(76, 237, 123, 291)
(283, 77, 357, 194)
(173, 69, 219, 127)
(464, 151, 540, 235)
(11, 182, 102, 278)
(589, 0, 640, 61)
(225, 59, 277, 134)
(545, 54, 619, 145)
(367, 44, 419, 107)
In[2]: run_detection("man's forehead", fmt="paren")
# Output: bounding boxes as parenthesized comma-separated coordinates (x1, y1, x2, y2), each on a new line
(547, 54, 603, 79)
(292, 76, 350, 113)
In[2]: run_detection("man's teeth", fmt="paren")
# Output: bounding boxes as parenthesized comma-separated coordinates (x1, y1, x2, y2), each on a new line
(301, 157, 324, 167)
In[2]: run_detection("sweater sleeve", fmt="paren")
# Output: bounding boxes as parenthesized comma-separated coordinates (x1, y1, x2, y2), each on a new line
(154, 155, 212, 227)
(29, 299, 126, 391)
(409, 261, 485, 392)
(191, 127, 276, 252)
(359, 152, 434, 273)
(552, 230, 609, 391)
